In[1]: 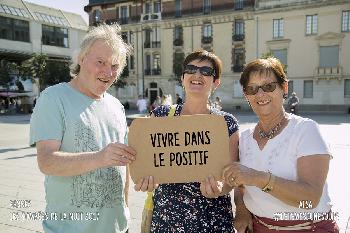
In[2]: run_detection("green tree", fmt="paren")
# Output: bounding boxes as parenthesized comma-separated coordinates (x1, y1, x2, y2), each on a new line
(173, 52, 185, 84)
(0, 61, 17, 91)
(19, 54, 72, 92)
(19, 54, 48, 92)
(114, 65, 129, 88)
(44, 60, 71, 88)
(0, 64, 12, 90)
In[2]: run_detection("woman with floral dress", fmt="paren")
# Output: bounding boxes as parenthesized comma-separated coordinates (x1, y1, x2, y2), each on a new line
(135, 50, 239, 232)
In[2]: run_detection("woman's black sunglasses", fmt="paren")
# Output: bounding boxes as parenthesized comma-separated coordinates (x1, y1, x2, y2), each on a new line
(183, 64, 215, 77)
(244, 82, 279, 95)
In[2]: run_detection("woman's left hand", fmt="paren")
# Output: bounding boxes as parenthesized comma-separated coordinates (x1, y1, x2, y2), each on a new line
(134, 176, 159, 192)
(223, 162, 262, 187)
(200, 175, 223, 198)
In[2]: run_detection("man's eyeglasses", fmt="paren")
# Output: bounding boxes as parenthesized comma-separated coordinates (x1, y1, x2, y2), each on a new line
(183, 64, 216, 77)
(244, 82, 279, 95)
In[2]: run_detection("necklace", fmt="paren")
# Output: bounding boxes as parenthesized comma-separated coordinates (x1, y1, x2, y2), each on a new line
(258, 116, 286, 139)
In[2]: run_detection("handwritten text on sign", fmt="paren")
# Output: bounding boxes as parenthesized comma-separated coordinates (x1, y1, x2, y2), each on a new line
(128, 115, 232, 184)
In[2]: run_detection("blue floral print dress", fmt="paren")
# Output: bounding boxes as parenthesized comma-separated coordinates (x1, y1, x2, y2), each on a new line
(150, 104, 239, 233)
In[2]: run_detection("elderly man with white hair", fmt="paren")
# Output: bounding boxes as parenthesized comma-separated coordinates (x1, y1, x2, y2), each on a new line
(30, 23, 136, 233)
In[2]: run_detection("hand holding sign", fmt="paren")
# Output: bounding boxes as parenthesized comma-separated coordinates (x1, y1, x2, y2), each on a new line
(128, 114, 232, 184)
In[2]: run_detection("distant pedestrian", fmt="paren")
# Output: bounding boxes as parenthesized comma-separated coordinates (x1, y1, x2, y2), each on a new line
(213, 96, 222, 110)
(288, 92, 299, 114)
(161, 94, 172, 106)
(175, 93, 183, 105)
(136, 95, 148, 114)
(33, 97, 37, 108)
(151, 96, 161, 110)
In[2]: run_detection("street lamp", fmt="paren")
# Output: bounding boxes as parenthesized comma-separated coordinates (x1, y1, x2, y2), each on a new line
(140, 25, 145, 97)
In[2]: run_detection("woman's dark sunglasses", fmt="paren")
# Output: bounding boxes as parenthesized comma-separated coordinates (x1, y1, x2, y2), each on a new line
(183, 64, 215, 76)
(244, 82, 279, 95)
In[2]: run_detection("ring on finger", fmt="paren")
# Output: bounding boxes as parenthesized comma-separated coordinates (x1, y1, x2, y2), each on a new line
(229, 176, 237, 186)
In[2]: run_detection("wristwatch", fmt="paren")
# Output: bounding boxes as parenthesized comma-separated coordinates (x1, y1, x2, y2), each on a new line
(262, 171, 276, 193)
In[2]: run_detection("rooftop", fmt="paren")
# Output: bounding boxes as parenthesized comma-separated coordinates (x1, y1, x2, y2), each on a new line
(0, 0, 88, 31)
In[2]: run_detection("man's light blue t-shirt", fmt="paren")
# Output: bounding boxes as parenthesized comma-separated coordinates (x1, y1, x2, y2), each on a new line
(30, 83, 129, 233)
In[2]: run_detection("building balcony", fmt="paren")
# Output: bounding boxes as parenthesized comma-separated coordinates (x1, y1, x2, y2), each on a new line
(106, 18, 138, 25)
(175, 11, 181, 18)
(119, 17, 129, 25)
(144, 41, 161, 49)
(234, 0, 254, 10)
(152, 41, 161, 48)
(314, 66, 343, 81)
(211, 3, 235, 11)
(173, 39, 183, 46)
(130, 15, 140, 22)
(201, 37, 213, 44)
(152, 68, 161, 75)
(162, 1, 254, 19)
(162, 7, 205, 18)
(232, 65, 244, 73)
(144, 69, 161, 75)
(141, 12, 162, 22)
(233, 34, 245, 41)
(144, 69, 151, 75)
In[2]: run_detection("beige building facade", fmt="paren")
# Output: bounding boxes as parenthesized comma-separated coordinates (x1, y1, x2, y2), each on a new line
(85, 0, 350, 112)
(246, 0, 350, 112)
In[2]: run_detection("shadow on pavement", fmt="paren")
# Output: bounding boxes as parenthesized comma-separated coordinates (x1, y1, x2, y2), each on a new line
(0, 147, 31, 154)
(0, 114, 31, 124)
(4, 153, 36, 160)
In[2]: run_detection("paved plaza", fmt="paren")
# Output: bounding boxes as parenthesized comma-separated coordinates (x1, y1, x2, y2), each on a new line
(0, 112, 349, 233)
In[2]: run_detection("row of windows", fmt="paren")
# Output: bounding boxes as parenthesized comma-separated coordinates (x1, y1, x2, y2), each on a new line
(174, 21, 244, 43)
(175, 0, 244, 16)
(271, 45, 340, 69)
(0, 16, 69, 47)
(42, 25, 69, 48)
(94, 0, 246, 23)
(135, 10, 348, 48)
(136, 45, 340, 75)
(34, 12, 70, 27)
(286, 80, 314, 98)
(0, 16, 29, 42)
(118, 79, 350, 100)
(0, 4, 69, 27)
(288, 80, 350, 98)
(273, 11, 350, 39)
(94, 1, 161, 23)
(134, 21, 244, 50)
(0, 4, 29, 18)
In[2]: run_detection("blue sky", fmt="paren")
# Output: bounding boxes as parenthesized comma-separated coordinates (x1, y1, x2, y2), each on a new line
(25, 0, 89, 24)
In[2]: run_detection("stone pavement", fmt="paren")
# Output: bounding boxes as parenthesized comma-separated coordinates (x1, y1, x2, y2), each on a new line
(0, 112, 349, 233)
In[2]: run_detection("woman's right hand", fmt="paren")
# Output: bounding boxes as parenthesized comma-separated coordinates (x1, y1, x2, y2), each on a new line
(235, 204, 253, 233)
(200, 175, 223, 198)
(134, 176, 158, 192)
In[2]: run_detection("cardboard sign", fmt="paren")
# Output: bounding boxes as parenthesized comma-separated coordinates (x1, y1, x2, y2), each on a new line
(128, 114, 232, 184)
